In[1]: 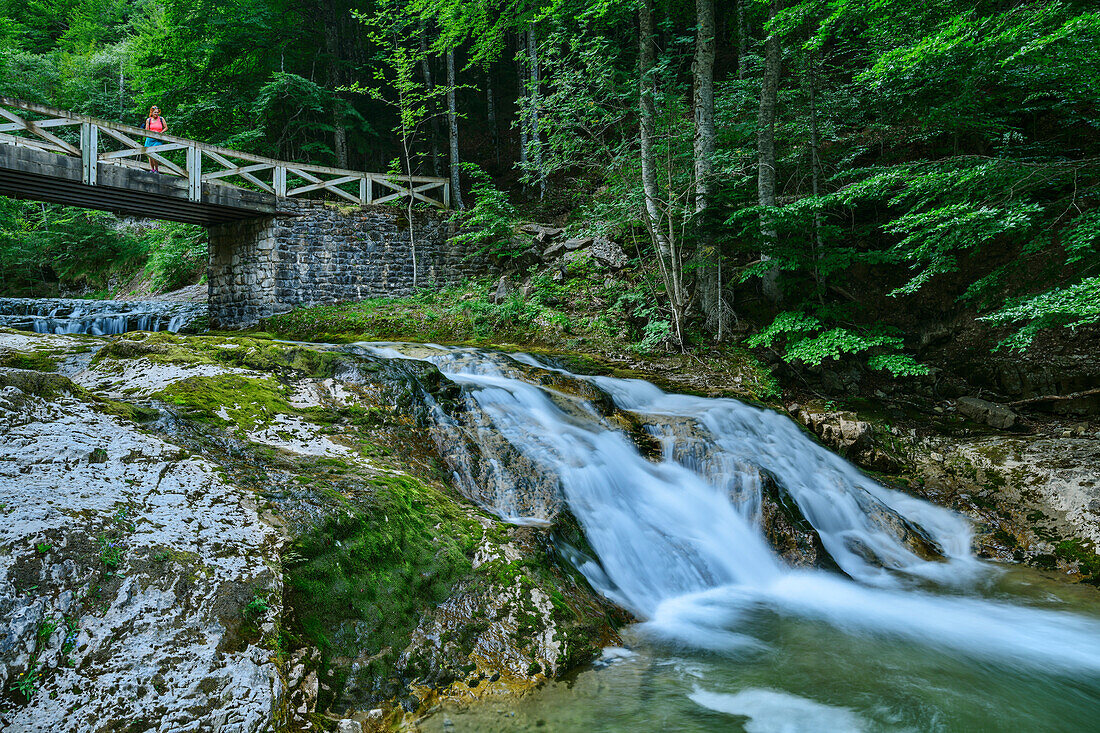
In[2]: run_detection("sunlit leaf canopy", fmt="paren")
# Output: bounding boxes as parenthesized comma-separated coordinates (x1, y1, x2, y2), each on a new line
(0, 0, 1096, 362)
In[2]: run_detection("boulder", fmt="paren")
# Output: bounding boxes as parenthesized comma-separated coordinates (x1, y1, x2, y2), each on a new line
(590, 237, 629, 269)
(535, 228, 563, 244)
(489, 276, 510, 304)
(562, 237, 594, 251)
(508, 247, 541, 274)
(956, 397, 1018, 430)
(518, 223, 563, 241)
(542, 241, 566, 260)
(838, 415, 873, 452)
(757, 469, 836, 569)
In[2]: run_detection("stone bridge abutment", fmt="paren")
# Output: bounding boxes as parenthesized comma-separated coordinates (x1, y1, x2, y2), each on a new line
(208, 200, 486, 329)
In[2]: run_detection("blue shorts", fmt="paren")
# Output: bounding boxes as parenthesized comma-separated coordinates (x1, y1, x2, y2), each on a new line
(144, 138, 165, 147)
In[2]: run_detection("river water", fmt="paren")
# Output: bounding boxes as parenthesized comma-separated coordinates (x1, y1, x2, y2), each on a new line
(0, 297, 205, 335)
(358, 344, 1100, 733)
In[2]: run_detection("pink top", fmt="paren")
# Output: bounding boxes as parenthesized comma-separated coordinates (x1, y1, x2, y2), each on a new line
(147, 116, 165, 133)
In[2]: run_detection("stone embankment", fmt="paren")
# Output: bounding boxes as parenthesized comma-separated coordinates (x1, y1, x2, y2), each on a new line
(209, 201, 490, 329)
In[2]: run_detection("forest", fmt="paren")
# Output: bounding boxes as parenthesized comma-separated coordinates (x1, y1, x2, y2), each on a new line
(4, 2, 1100, 730)
(1, 0, 1099, 368)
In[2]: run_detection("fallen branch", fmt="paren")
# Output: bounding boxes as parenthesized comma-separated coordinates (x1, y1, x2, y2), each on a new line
(1007, 387, 1100, 408)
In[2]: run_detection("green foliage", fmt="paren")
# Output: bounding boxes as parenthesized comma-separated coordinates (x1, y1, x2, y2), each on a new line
(244, 592, 270, 619)
(747, 310, 929, 376)
(9, 665, 37, 700)
(0, 200, 205, 296)
(37, 617, 58, 640)
(0, 201, 147, 295)
(449, 163, 519, 257)
(97, 534, 124, 567)
(1061, 209, 1100, 265)
(981, 277, 1100, 351)
(144, 223, 207, 293)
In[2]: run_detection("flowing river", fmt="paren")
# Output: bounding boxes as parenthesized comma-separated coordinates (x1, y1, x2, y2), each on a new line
(357, 343, 1100, 733)
(0, 297, 205, 335)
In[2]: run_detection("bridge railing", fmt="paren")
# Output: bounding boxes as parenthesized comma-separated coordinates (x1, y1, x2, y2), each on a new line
(0, 97, 450, 209)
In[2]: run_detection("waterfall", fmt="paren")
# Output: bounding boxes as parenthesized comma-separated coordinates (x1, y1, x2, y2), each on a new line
(358, 343, 1100, 678)
(0, 298, 205, 335)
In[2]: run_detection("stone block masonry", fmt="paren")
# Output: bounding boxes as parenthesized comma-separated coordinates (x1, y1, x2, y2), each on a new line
(208, 200, 488, 329)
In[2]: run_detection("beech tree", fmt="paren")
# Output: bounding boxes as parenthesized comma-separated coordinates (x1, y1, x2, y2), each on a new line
(693, 0, 721, 337)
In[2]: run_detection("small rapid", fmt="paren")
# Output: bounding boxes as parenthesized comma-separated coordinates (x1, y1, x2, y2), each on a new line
(356, 343, 1100, 690)
(353, 343, 1100, 730)
(0, 297, 205, 335)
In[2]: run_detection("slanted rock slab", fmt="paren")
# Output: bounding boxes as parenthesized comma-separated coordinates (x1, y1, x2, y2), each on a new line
(957, 396, 1018, 429)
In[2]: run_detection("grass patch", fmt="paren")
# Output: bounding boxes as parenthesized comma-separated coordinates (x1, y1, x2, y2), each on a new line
(260, 275, 624, 349)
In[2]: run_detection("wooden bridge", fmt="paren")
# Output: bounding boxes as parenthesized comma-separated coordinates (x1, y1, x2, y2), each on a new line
(0, 97, 450, 224)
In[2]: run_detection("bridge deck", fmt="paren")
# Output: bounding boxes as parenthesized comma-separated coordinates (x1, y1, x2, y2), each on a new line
(0, 96, 449, 223)
(0, 141, 282, 224)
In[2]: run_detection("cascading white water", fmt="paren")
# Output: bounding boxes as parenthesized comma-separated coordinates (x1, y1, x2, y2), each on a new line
(361, 342, 1100, 684)
(0, 297, 205, 335)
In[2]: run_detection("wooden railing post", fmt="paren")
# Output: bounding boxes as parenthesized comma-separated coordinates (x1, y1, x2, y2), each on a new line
(186, 146, 201, 201)
(359, 176, 366, 206)
(274, 166, 286, 198)
(443, 182, 450, 210)
(80, 122, 98, 186)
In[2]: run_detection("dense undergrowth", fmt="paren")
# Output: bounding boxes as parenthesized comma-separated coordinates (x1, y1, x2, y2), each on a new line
(0, 199, 207, 297)
(259, 271, 783, 403)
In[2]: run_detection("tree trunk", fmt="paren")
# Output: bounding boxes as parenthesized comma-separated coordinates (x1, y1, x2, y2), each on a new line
(446, 50, 465, 210)
(322, 2, 349, 168)
(757, 0, 782, 303)
(640, 0, 685, 346)
(694, 0, 724, 339)
(527, 24, 544, 199)
(809, 48, 824, 301)
(736, 0, 749, 80)
(515, 38, 528, 176)
(486, 68, 499, 165)
(419, 25, 442, 177)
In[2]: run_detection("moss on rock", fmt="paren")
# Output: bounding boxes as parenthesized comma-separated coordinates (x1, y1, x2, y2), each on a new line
(153, 373, 293, 431)
(284, 473, 483, 706)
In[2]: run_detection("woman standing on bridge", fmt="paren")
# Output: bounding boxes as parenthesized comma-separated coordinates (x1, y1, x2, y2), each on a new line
(142, 106, 168, 173)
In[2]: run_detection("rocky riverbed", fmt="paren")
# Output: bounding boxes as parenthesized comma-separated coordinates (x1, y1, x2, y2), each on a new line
(0, 329, 619, 732)
(0, 327, 1097, 732)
